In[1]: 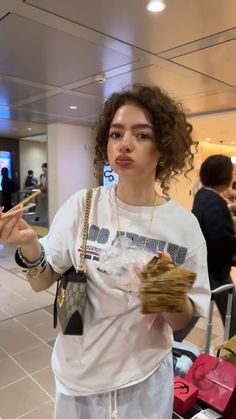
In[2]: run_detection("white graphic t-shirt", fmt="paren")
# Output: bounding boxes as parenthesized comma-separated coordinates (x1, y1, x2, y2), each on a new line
(40, 186, 210, 396)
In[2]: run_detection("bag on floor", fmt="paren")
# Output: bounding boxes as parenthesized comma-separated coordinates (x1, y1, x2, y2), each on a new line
(214, 335, 236, 365)
(185, 352, 236, 418)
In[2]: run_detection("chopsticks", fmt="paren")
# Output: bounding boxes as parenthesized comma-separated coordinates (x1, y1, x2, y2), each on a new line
(11, 190, 41, 210)
(1, 190, 41, 219)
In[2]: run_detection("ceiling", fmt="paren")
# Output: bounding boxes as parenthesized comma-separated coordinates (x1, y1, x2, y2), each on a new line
(0, 0, 236, 145)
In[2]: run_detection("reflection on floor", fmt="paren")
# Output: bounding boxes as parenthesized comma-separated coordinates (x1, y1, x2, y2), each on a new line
(23, 212, 49, 238)
(0, 242, 57, 419)
(0, 239, 235, 418)
(30, 224, 49, 239)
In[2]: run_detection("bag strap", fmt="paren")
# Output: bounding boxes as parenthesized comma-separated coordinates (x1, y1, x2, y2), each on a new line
(217, 347, 236, 360)
(78, 189, 93, 273)
(53, 189, 93, 329)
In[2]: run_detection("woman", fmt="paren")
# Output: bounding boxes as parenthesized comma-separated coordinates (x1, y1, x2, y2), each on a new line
(0, 85, 210, 419)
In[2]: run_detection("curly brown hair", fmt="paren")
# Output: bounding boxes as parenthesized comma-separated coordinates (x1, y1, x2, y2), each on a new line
(94, 84, 194, 195)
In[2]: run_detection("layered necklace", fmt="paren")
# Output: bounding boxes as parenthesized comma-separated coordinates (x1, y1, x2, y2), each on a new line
(114, 188, 158, 247)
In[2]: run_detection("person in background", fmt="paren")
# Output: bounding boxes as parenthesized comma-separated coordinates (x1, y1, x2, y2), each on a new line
(176, 155, 236, 341)
(232, 181, 236, 192)
(223, 181, 236, 233)
(1, 167, 15, 212)
(34, 163, 48, 224)
(0, 85, 210, 419)
(24, 169, 38, 189)
(226, 180, 236, 204)
(39, 163, 47, 195)
(222, 182, 235, 203)
(194, 155, 236, 338)
(231, 180, 236, 196)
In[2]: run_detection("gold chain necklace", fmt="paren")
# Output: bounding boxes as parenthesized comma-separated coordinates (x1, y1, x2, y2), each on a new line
(114, 188, 158, 248)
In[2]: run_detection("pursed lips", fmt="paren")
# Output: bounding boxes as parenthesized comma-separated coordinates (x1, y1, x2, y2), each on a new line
(115, 155, 134, 163)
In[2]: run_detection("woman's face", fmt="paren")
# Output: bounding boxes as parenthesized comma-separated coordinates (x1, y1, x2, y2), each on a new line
(107, 104, 160, 182)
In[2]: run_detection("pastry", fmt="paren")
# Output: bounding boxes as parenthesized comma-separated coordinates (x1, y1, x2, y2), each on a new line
(140, 254, 196, 313)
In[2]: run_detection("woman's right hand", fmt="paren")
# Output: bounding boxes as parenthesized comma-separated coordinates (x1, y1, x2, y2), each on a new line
(0, 209, 38, 245)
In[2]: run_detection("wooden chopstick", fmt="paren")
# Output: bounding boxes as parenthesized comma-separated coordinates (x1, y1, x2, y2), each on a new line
(1, 203, 36, 219)
(11, 190, 41, 210)
(0, 190, 41, 219)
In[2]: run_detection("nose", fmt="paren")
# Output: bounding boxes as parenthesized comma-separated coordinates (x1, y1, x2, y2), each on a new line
(119, 131, 134, 152)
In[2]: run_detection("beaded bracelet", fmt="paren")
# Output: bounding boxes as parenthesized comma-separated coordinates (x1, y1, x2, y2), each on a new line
(15, 243, 45, 268)
(15, 243, 47, 278)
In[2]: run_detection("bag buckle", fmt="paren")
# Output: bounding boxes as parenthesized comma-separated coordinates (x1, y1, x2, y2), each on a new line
(57, 288, 65, 307)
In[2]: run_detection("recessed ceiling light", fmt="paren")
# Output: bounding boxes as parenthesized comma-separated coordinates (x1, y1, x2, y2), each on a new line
(69, 105, 78, 110)
(146, 0, 166, 12)
(205, 138, 211, 141)
(231, 141, 236, 144)
(27, 127, 32, 131)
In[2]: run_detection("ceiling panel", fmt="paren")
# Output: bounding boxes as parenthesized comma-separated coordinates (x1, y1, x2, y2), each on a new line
(0, 13, 136, 87)
(0, 79, 47, 106)
(26, 0, 236, 54)
(75, 64, 221, 105)
(183, 91, 236, 115)
(172, 39, 236, 86)
(0, 119, 46, 139)
(17, 93, 102, 119)
(20, 134, 47, 142)
(2, 107, 68, 124)
(159, 28, 236, 60)
(0, 0, 236, 142)
(63, 119, 96, 127)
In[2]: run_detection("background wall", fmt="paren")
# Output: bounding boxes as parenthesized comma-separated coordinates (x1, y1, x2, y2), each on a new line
(167, 170, 196, 210)
(19, 140, 47, 188)
(47, 123, 98, 223)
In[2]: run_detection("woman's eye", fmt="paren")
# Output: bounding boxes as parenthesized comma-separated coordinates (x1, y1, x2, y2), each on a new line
(108, 131, 122, 139)
(136, 132, 152, 140)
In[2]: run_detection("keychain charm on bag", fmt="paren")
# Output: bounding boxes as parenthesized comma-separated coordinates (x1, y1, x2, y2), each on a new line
(53, 189, 93, 335)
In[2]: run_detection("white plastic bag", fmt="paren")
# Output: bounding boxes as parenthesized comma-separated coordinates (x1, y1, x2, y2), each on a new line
(98, 236, 156, 294)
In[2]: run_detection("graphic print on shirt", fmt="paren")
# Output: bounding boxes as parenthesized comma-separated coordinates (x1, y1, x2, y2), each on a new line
(78, 224, 188, 266)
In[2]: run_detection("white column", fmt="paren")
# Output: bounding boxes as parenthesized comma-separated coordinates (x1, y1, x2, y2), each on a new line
(47, 123, 98, 224)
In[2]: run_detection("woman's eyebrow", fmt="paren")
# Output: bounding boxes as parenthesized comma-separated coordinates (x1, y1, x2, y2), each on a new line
(132, 124, 153, 130)
(110, 123, 153, 130)
(110, 123, 123, 129)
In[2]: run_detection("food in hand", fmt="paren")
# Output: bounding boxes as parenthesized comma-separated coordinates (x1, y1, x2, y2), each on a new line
(139, 254, 196, 313)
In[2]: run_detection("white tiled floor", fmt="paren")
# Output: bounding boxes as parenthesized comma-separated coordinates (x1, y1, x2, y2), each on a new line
(0, 242, 235, 418)
(0, 243, 57, 419)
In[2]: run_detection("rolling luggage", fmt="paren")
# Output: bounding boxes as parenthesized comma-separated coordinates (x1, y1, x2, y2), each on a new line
(173, 341, 200, 378)
(173, 283, 234, 378)
(173, 283, 235, 419)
